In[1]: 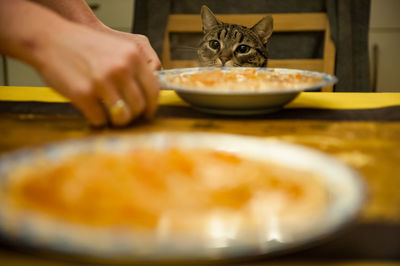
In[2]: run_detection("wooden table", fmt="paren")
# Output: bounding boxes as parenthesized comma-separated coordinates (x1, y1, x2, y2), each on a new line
(0, 88, 399, 265)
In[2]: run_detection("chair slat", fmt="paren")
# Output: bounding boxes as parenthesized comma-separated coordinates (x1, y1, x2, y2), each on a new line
(167, 13, 328, 32)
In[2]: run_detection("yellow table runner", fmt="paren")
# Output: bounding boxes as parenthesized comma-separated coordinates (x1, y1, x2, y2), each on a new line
(1, 86, 400, 110)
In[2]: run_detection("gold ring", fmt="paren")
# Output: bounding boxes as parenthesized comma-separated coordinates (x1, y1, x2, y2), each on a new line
(109, 99, 126, 117)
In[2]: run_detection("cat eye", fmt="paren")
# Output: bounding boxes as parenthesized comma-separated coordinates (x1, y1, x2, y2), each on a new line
(209, 40, 220, 50)
(236, 45, 250, 54)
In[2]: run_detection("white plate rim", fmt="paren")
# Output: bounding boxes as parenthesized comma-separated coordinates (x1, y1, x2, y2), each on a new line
(156, 67, 338, 95)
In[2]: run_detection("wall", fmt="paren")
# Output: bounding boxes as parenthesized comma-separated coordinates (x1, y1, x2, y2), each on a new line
(0, 57, 4, 86)
(369, 0, 400, 92)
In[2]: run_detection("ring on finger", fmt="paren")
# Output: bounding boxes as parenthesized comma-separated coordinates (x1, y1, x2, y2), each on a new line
(109, 99, 127, 117)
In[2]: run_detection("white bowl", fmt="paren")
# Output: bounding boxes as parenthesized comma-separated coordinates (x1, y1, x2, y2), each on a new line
(0, 132, 364, 262)
(157, 67, 338, 115)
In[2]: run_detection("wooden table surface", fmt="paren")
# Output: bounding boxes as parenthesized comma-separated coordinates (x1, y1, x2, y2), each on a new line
(0, 90, 399, 265)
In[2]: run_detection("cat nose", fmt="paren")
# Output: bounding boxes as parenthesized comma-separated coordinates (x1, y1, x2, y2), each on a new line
(220, 56, 230, 65)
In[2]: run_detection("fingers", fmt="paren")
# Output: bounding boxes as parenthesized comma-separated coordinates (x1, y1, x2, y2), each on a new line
(134, 62, 160, 119)
(114, 63, 158, 122)
(96, 38, 159, 124)
(119, 78, 146, 120)
(48, 26, 160, 127)
(145, 49, 162, 71)
(84, 56, 158, 127)
(111, 47, 160, 122)
(127, 37, 161, 118)
(147, 56, 162, 71)
(69, 90, 108, 127)
(140, 41, 161, 71)
(95, 31, 160, 122)
(130, 34, 162, 71)
(94, 80, 132, 126)
(39, 70, 111, 128)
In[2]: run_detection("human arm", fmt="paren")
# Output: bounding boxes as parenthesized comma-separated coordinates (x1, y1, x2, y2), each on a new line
(0, 0, 160, 127)
(30, 0, 161, 71)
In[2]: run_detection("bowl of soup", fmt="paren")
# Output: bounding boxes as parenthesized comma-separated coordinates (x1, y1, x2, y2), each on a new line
(157, 67, 337, 115)
(0, 132, 364, 262)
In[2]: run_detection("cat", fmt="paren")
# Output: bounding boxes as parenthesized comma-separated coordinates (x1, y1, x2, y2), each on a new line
(197, 5, 273, 68)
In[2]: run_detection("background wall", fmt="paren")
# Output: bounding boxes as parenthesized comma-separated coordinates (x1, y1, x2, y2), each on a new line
(0, 57, 4, 85)
(369, 0, 400, 92)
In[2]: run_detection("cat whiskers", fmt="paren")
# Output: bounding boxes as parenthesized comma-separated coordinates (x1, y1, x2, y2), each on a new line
(173, 45, 198, 51)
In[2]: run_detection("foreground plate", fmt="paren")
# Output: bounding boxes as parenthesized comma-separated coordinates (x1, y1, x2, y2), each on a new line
(157, 67, 338, 115)
(0, 133, 364, 262)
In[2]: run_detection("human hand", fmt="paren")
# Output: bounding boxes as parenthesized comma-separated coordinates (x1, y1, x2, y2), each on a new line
(34, 21, 160, 127)
(105, 29, 162, 72)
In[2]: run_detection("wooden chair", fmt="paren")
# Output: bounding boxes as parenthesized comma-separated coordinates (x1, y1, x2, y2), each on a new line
(162, 13, 336, 92)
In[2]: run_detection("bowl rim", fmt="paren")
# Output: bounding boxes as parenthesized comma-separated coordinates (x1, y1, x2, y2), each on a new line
(156, 67, 338, 96)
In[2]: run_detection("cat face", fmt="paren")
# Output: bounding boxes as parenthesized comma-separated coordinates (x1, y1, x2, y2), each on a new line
(198, 6, 273, 67)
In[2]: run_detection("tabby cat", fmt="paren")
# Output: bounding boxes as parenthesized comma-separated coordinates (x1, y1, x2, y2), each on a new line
(198, 6, 273, 67)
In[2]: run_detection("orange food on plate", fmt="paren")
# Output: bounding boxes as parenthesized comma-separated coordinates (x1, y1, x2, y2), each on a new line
(5, 148, 327, 231)
(166, 68, 323, 91)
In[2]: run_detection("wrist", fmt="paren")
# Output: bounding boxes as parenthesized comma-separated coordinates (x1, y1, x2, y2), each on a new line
(87, 21, 113, 34)
(30, 0, 108, 32)
(74, 13, 108, 31)
(28, 17, 75, 70)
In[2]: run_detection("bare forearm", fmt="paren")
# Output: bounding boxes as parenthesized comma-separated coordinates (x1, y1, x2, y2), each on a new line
(0, 0, 70, 67)
(30, 0, 106, 30)
(0, 0, 160, 127)
(30, 0, 161, 70)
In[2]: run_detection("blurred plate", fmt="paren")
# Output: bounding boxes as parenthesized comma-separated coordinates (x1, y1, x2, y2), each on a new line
(0, 132, 364, 262)
(157, 67, 337, 115)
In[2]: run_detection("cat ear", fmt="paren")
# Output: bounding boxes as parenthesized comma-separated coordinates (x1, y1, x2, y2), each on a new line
(201, 5, 220, 34)
(251, 16, 273, 44)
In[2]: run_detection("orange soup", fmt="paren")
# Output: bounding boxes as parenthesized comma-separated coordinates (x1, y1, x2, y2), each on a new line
(5, 148, 327, 231)
(166, 68, 323, 91)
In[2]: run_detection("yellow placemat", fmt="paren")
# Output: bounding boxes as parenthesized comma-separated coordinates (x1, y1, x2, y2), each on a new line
(1, 86, 400, 109)
(0, 86, 68, 103)
(288, 92, 400, 109)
